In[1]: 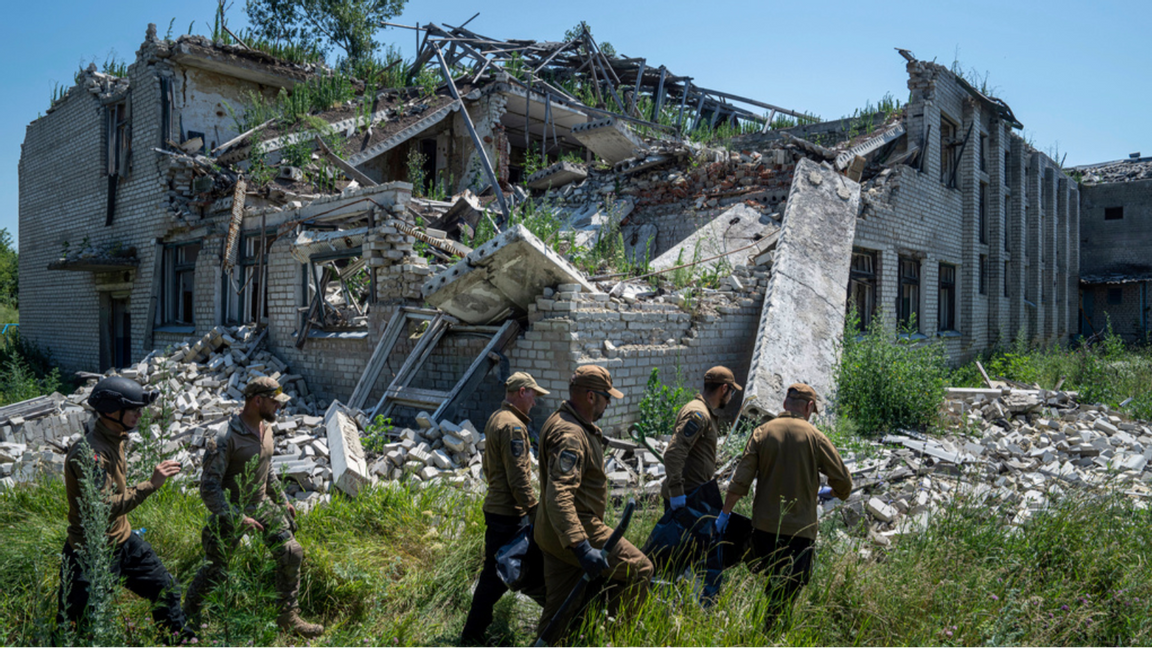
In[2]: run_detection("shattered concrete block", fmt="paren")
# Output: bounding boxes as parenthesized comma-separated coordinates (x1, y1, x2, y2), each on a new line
(324, 402, 372, 497)
(418, 466, 442, 481)
(423, 224, 595, 325)
(741, 158, 861, 422)
(649, 203, 778, 274)
(442, 435, 466, 454)
(525, 161, 588, 191)
(867, 497, 898, 523)
(571, 117, 647, 164)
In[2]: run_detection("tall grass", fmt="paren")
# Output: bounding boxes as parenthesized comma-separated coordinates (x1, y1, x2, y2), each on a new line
(2, 472, 1150, 645)
(0, 332, 63, 407)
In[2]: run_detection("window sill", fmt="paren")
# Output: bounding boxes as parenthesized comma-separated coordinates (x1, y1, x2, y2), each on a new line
(937, 330, 962, 338)
(154, 324, 195, 334)
(305, 328, 368, 340)
(897, 332, 929, 341)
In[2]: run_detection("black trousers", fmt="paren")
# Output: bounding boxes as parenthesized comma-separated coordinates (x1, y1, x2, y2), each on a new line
(461, 511, 525, 645)
(56, 533, 186, 639)
(749, 530, 814, 628)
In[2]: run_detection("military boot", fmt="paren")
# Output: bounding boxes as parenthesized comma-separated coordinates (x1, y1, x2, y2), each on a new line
(277, 608, 324, 638)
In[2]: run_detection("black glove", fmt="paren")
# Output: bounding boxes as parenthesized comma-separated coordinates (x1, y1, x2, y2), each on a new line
(570, 539, 609, 579)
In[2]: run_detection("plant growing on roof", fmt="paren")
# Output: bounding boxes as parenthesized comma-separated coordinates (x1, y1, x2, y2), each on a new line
(244, 0, 408, 70)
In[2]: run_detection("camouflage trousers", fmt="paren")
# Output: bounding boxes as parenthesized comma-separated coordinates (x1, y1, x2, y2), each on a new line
(184, 514, 303, 615)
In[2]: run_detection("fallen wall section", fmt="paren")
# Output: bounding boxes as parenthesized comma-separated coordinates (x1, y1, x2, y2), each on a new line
(742, 158, 860, 422)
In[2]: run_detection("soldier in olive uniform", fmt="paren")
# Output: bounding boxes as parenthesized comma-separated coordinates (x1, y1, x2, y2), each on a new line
(716, 383, 853, 629)
(56, 377, 191, 642)
(535, 365, 653, 644)
(461, 371, 549, 645)
(183, 377, 323, 638)
(661, 366, 741, 511)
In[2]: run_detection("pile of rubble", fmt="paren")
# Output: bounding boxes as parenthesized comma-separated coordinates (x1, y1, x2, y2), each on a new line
(1075, 156, 1152, 184)
(820, 386, 1152, 551)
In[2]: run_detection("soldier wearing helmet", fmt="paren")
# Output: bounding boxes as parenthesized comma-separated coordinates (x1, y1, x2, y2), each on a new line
(56, 376, 192, 642)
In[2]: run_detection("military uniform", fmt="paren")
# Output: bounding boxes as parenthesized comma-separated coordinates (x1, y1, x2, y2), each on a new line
(183, 413, 303, 619)
(727, 401, 852, 625)
(660, 395, 721, 501)
(57, 418, 186, 637)
(461, 393, 543, 644)
(535, 399, 652, 641)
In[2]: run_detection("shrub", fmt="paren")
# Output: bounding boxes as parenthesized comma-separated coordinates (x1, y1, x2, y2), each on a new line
(630, 367, 694, 458)
(834, 311, 948, 436)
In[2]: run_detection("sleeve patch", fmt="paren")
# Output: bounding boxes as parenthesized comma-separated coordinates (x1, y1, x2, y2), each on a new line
(682, 416, 701, 438)
(559, 449, 579, 473)
(511, 437, 525, 458)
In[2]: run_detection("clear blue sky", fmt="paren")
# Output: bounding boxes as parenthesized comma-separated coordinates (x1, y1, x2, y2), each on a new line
(3, 0, 1149, 250)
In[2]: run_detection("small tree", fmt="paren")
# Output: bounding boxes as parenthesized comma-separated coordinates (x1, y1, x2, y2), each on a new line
(0, 228, 17, 309)
(245, 0, 408, 70)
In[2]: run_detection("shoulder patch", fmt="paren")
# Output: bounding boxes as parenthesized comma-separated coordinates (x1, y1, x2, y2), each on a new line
(559, 449, 579, 473)
(682, 416, 701, 438)
(511, 437, 525, 458)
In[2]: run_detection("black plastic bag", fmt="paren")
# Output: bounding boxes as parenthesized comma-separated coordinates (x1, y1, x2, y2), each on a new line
(495, 524, 545, 598)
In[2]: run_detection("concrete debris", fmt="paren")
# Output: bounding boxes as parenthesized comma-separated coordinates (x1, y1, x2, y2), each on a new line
(648, 203, 778, 274)
(525, 161, 588, 191)
(809, 387, 1152, 552)
(571, 117, 649, 164)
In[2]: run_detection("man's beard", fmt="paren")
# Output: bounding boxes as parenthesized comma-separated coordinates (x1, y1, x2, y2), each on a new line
(260, 410, 278, 422)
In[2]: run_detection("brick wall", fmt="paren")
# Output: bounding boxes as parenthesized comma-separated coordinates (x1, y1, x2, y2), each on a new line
(1079, 179, 1152, 276)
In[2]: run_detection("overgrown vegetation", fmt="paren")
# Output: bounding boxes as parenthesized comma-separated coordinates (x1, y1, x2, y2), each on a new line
(2, 471, 1149, 646)
(833, 311, 949, 436)
(952, 324, 1152, 421)
(0, 228, 16, 316)
(243, 0, 407, 71)
(629, 367, 694, 457)
(0, 333, 64, 407)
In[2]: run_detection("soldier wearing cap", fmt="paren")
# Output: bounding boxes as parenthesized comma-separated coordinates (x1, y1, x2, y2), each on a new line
(461, 371, 550, 645)
(184, 376, 323, 638)
(716, 383, 853, 629)
(662, 366, 742, 511)
(534, 365, 654, 643)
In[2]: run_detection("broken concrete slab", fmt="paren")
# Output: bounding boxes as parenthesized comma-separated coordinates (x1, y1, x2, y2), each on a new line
(649, 203, 778, 274)
(570, 117, 647, 164)
(526, 161, 588, 191)
(290, 227, 368, 264)
(423, 224, 595, 324)
(741, 158, 861, 423)
(324, 402, 372, 496)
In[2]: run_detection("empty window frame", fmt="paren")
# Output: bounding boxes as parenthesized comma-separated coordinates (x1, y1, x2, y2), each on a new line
(1107, 287, 1123, 305)
(302, 250, 371, 331)
(1003, 150, 1011, 185)
(939, 115, 959, 187)
(848, 249, 878, 331)
(160, 242, 200, 326)
(898, 256, 921, 331)
(1003, 261, 1010, 297)
(106, 100, 131, 177)
(938, 264, 957, 331)
(979, 255, 988, 295)
(980, 133, 988, 173)
(1104, 207, 1124, 221)
(224, 232, 274, 325)
(1004, 195, 1011, 252)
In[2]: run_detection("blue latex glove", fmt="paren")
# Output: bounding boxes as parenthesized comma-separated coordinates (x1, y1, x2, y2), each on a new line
(714, 511, 730, 534)
(570, 539, 609, 579)
(818, 486, 835, 501)
(669, 494, 687, 510)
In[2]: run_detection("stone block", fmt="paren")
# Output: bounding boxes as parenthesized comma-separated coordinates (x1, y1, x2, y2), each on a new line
(867, 497, 898, 523)
(324, 402, 372, 497)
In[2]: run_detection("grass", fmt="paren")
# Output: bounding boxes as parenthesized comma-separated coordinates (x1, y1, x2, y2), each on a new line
(0, 304, 16, 323)
(2, 471, 1150, 646)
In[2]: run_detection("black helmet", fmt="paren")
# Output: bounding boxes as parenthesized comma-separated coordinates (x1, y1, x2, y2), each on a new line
(88, 376, 160, 414)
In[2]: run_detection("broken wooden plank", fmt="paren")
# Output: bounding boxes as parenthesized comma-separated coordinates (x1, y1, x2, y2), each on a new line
(348, 308, 409, 410)
(314, 136, 377, 187)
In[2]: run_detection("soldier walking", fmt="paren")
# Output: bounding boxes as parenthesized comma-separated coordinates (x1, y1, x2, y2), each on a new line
(662, 366, 741, 511)
(716, 383, 852, 630)
(460, 372, 549, 645)
(535, 365, 653, 644)
(183, 377, 323, 638)
(56, 377, 191, 642)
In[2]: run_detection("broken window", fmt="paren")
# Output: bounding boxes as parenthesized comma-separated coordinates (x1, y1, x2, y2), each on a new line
(979, 183, 988, 244)
(980, 134, 988, 173)
(1105, 207, 1124, 221)
(939, 116, 958, 187)
(1004, 261, 1010, 298)
(848, 249, 878, 331)
(302, 251, 371, 333)
(938, 264, 957, 332)
(979, 255, 988, 296)
(1004, 150, 1011, 186)
(898, 256, 920, 332)
(106, 100, 131, 177)
(1004, 195, 1011, 252)
(224, 232, 274, 325)
(160, 242, 200, 326)
(1107, 287, 1123, 305)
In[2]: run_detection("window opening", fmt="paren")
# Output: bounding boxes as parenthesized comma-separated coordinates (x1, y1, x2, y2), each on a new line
(898, 256, 920, 331)
(160, 242, 200, 326)
(847, 249, 878, 330)
(938, 264, 957, 331)
(1104, 207, 1124, 221)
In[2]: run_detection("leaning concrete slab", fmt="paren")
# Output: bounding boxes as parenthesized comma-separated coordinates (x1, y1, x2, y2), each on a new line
(325, 401, 373, 496)
(741, 158, 861, 423)
(525, 160, 588, 191)
(649, 203, 779, 274)
(291, 227, 367, 263)
(423, 224, 595, 324)
(571, 117, 647, 164)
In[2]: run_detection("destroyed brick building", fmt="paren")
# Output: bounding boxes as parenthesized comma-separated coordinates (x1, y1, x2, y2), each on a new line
(1068, 153, 1152, 341)
(19, 23, 1085, 435)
